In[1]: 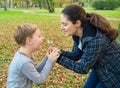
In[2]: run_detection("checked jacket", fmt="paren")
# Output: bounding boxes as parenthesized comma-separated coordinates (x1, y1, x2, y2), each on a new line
(57, 23, 120, 88)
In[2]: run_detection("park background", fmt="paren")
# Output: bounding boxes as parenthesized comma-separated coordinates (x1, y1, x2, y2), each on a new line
(0, 0, 120, 88)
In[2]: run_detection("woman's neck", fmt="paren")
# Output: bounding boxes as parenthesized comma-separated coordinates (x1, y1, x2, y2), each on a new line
(19, 47, 32, 58)
(75, 27, 83, 38)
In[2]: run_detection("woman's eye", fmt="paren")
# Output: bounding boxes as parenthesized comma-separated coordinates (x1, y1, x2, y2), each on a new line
(63, 23, 67, 26)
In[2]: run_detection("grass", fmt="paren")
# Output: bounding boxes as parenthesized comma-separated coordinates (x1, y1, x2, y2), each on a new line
(0, 7, 120, 88)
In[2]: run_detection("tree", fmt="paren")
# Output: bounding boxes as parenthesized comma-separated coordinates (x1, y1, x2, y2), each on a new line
(4, 0, 7, 11)
(92, 0, 119, 10)
(9, 0, 13, 8)
(26, 0, 30, 8)
(37, 0, 42, 9)
(46, 0, 55, 13)
(37, 0, 44, 9)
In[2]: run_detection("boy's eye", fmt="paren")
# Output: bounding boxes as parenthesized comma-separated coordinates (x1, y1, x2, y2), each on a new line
(38, 35, 41, 38)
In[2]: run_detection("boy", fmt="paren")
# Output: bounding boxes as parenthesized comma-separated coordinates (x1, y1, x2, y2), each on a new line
(6, 24, 60, 88)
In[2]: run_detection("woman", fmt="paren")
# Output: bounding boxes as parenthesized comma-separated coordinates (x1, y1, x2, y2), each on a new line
(55, 4, 120, 88)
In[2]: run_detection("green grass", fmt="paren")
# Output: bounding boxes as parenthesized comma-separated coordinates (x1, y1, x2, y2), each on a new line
(1, 7, 120, 18)
(0, 7, 120, 88)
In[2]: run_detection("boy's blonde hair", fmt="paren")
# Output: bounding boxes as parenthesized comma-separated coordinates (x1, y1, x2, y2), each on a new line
(14, 24, 38, 46)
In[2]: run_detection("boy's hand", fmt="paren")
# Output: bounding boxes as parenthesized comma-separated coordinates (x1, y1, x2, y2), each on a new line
(48, 46, 61, 54)
(47, 49, 60, 62)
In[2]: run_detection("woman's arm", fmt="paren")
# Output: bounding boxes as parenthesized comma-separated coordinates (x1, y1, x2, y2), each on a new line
(60, 42, 83, 61)
(57, 37, 105, 74)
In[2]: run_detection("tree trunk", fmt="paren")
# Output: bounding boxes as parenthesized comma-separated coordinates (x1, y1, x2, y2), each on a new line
(9, 0, 13, 8)
(4, 0, 7, 11)
(38, 0, 42, 9)
(46, 0, 55, 13)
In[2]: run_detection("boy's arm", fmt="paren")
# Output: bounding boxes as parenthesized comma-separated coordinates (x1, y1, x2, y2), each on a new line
(21, 59, 55, 84)
(35, 57, 47, 72)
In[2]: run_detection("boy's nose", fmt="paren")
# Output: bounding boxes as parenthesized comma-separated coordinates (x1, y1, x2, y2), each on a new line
(41, 36, 45, 42)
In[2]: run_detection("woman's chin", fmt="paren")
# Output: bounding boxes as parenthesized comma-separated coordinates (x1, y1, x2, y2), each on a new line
(65, 33, 72, 36)
(65, 34, 69, 36)
(64, 32, 68, 36)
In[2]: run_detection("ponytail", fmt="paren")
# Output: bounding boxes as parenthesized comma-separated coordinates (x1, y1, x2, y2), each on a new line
(86, 13, 119, 41)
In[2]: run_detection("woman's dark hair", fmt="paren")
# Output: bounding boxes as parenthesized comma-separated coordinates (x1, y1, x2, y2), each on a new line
(62, 4, 118, 41)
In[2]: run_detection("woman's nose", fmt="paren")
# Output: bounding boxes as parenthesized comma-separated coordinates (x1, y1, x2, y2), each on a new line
(60, 25, 64, 30)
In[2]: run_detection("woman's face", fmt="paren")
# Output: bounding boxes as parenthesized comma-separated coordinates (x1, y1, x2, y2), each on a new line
(60, 14, 79, 36)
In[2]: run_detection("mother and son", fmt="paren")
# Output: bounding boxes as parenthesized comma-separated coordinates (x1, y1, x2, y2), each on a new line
(6, 4, 120, 88)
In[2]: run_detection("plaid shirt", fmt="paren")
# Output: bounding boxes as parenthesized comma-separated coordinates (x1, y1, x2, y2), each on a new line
(57, 23, 120, 88)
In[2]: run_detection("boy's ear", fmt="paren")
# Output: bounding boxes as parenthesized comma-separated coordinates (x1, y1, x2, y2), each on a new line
(75, 20, 81, 27)
(26, 37, 32, 45)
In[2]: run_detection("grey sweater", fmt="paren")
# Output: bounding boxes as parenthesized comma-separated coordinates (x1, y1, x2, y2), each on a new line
(6, 50, 55, 88)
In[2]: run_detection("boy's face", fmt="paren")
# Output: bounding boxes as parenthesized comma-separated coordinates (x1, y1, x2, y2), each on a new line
(31, 28, 44, 51)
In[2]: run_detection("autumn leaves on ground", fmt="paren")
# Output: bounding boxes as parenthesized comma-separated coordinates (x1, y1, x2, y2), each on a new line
(0, 8, 120, 88)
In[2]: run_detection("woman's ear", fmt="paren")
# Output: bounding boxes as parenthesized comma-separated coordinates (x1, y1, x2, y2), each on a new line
(75, 20, 81, 27)
(26, 37, 32, 45)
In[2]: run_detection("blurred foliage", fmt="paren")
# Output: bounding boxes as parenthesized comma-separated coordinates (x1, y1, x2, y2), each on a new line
(92, 0, 120, 10)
